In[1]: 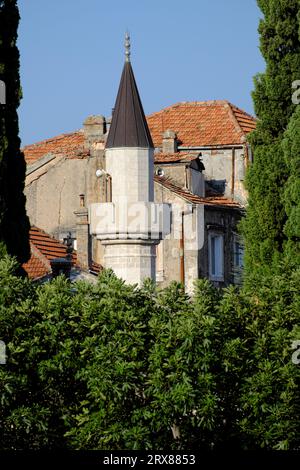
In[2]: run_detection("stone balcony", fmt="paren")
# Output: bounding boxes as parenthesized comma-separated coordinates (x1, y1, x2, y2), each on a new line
(89, 201, 171, 241)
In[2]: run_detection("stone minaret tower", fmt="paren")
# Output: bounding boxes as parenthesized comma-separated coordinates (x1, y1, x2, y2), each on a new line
(89, 34, 170, 285)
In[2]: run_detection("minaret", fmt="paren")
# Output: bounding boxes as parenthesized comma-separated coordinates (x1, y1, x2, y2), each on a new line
(105, 33, 154, 204)
(89, 34, 170, 285)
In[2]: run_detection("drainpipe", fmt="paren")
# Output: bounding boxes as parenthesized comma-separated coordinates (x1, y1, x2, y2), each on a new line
(180, 211, 185, 285)
(231, 147, 235, 199)
(184, 165, 189, 189)
(179, 206, 194, 288)
(106, 174, 112, 202)
(246, 143, 253, 164)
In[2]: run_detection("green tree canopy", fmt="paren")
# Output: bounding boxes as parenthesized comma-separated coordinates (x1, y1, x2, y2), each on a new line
(0, 259, 299, 451)
(282, 105, 300, 265)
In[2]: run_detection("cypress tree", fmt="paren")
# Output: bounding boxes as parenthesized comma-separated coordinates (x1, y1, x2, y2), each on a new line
(282, 104, 300, 266)
(281, 9, 300, 267)
(0, 0, 30, 265)
(241, 0, 300, 279)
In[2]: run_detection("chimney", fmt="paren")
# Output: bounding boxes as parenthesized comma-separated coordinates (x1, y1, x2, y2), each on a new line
(162, 129, 177, 153)
(50, 257, 72, 279)
(83, 115, 106, 146)
(74, 194, 90, 271)
(50, 233, 73, 279)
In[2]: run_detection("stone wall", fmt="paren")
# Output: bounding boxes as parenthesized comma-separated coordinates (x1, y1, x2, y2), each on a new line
(200, 146, 247, 204)
(155, 163, 187, 188)
(25, 149, 105, 241)
(154, 146, 247, 205)
(154, 180, 241, 292)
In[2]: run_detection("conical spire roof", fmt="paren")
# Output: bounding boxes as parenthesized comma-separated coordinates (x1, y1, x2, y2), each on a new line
(106, 35, 154, 149)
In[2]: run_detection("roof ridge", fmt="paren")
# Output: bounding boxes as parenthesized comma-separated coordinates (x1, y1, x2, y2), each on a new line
(224, 101, 245, 139)
(30, 225, 60, 240)
(227, 101, 257, 121)
(29, 242, 51, 271)
(148, 100, 229, 117)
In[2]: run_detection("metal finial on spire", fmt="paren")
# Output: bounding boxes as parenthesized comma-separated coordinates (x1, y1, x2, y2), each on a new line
(125, 31, 130, 62)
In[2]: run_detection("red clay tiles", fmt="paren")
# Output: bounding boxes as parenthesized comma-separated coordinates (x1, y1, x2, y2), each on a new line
(147, 100, 256, 148)
(22, 101, 256, 165)
(154, 152, 198, 163)
(23, 131, 85, 165)
(22, 249, 51, 280)
(154, 175, 241, 209)
(22, 226, 101, 280)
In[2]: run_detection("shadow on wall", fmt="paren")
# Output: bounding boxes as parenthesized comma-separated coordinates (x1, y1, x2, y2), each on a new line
(205, 179, 226, 195)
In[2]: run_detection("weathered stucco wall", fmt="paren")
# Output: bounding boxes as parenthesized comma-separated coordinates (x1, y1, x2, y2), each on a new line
(25, 150, 105, 240)
(155, 180, 241, 292)
(154, 181, 203, 294)
(156, 163, 187, 188)
(155, 146, 247, 205)
(201, 147, 247, 204)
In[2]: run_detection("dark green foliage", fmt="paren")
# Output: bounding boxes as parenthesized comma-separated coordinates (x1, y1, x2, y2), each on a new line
(0, 256, 77, 448)
(241, 0, 300, 276)
(282, 106, 300, 265)
(0, 259, 299, 450)
(0, 0, 30, 264)
(251, 0, 300, 143)
(240, 268, 300, 449)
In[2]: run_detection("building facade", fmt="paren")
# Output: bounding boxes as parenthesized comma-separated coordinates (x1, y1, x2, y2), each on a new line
(23, 39, 256, 291)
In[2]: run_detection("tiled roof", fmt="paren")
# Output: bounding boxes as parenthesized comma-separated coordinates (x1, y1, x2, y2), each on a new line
(22, 248, 51, 280)
(147, 100, 256, 148)
(22, 101, 256, 165)
(23, 131, 85, 165)
(23, 226, 102, 280)
(29, 226, 77, 263)
(154, 152, 198, 163)
(228, 102, 257, 134)
(154, 175, 241, 209)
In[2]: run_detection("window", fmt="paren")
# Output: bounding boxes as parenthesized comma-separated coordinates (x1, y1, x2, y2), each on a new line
(234, 240, 244, 269)
(232, 236, 244, 285)
(208, 233, 224, 281)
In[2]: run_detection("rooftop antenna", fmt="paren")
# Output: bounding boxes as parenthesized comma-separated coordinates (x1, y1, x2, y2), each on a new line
(125, 31, 130, 63)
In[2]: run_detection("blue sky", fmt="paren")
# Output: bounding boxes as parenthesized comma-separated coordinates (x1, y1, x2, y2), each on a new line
(18, 0, 264, 146)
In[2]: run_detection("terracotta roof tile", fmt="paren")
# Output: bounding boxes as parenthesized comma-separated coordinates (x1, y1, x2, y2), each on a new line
(23, 131, 85, 165)
(22, 250, 51, 280)
(147, 100, 256, 148)
(22, 226, 102, 280)
(28, 226, 76, 262)
(154, 175, 241, 209)
(22, 101, 256, 164)
(154, 152, 198, 163)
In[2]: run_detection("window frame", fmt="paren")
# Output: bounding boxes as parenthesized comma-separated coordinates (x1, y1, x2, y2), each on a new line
(208, 232, 224, 282)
